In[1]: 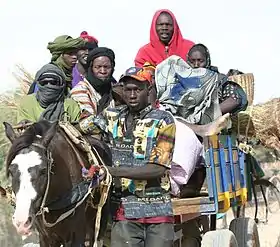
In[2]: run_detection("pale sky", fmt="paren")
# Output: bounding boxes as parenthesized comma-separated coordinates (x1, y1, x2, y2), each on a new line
(0, 0, 278, 103)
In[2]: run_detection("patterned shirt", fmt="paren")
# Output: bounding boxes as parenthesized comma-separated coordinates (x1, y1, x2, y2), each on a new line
(105, 105, 176, 221)
(70, 79, 115, 116)
(218, 81, 248, 113)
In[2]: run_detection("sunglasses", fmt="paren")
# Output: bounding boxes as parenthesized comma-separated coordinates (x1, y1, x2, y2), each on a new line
(38, 78, 63, 86)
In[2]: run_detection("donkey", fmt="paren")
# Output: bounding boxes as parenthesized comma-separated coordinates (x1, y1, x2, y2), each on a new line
(4, 120, 112, 247)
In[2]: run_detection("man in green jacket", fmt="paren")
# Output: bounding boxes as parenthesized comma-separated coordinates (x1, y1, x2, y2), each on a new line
(17, 63, 81, 124)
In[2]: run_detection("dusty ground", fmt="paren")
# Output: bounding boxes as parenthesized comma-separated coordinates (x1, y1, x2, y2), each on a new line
(216, 171, 280, 246)
(2, 200, 280, 247)
(259, 211, 280, 247)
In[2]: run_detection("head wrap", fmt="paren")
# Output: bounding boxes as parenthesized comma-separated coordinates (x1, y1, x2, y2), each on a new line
(187, 43, 211, 68)
(187, 44, 219, 72)
(47, 35, 86, 86)
(80, 31, 99, 50)
(143, 62, 156, 70)
(86, 47, 116, 114)
(35, 64, 66, 122)
(47, 35, 86, 62)
(86, 47, 115, 94)
(86, 47, 115, 70)
(80, 31, 98, 44)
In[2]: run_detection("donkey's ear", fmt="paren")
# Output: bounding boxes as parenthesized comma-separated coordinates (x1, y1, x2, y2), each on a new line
(3, 122, 17, 143)
(41, 122, 58, 147)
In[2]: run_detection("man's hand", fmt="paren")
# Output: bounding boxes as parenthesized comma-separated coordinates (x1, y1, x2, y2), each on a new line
(99, 166, 107, 181)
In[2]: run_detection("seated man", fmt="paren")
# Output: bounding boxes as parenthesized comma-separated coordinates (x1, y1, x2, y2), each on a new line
(28, 35, 86, 94)
(135, 9, 194, 67)
(104, 67, 176, 247)
(18, 64, 81, 123)
(72, 31, 99, 88)
(112, 62, 157, 106)
(71, 47, 116, 116)
(18, 63, 108, 138)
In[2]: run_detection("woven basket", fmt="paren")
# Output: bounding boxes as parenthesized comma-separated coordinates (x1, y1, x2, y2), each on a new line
(228, 73, 255, 106)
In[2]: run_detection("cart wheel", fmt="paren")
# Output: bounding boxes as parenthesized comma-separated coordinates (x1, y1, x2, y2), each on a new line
(229, 218, 260, 247)
(201, 229, 238, 247)
(265, 176, 280, 213)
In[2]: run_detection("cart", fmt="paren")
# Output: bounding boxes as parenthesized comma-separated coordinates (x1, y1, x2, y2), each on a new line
(171, 133, 260, 247)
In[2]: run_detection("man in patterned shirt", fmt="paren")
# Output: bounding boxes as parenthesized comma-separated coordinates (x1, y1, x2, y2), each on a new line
(105, 67, 176, 247)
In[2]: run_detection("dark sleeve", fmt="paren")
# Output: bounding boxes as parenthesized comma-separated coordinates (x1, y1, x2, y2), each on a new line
(220, 81, 248, 113)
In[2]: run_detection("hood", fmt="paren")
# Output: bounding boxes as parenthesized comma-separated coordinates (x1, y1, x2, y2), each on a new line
(150, 9, 184, 48)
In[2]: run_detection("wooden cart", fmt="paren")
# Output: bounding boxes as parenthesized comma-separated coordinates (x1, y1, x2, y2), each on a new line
(171, 133, 260, 247)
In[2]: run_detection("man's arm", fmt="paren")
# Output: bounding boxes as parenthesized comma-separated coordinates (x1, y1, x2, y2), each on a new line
(108, 164, 166, 180)
(108, 121, 176, 180)
(220, 97, 240, 115)
(219, 81, 248, 114)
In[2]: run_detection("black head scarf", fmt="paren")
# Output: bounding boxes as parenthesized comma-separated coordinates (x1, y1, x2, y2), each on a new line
(187, 44, 219, 73)
(86, 47, 115, 114)
(35, 64, 66, 122)
(187, 44, 211, 68)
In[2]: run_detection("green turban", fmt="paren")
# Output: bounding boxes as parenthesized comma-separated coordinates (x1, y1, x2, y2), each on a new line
(47, 35, 86, 62)
(47, 35, 86, 87)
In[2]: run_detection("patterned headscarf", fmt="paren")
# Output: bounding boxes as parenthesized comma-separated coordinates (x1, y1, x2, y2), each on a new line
(143, 62, 156, 84)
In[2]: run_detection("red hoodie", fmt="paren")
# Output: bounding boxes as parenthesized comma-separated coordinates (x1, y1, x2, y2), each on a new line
(135, 9, 195, 67)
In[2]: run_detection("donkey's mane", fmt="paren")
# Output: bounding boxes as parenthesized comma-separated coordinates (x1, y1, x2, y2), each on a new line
(6, 120, 54, 176)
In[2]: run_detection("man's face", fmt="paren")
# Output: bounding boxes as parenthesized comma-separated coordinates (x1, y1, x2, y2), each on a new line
(77, 48, 89, 66)
(156, 13, 174, 45)
(188, 51, 207, 68)
(92, 56, 112, 81)
(122, 79, 149, 112)
(62, 49, 78, 68)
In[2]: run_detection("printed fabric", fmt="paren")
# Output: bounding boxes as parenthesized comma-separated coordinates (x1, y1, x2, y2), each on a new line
(105, 105, 176, 219)
(155, 55, 226, 125)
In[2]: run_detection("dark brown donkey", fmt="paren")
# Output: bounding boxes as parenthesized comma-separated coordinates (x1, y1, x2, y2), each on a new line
(4, 120, 112, 247)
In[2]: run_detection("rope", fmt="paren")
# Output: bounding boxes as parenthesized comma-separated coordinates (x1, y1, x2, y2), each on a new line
(93, 165, 112, 247)
(41, 187, 93, 228)
(34, 122, 112, 247)
(35, 144, 53, 219)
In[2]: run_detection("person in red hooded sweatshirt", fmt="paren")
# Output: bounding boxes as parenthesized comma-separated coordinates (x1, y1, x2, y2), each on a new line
(135, 9, 194, 67)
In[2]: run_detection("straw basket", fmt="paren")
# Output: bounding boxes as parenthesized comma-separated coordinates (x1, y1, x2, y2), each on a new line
(228, 73, 255, 106)
(229, 73, 255, 140)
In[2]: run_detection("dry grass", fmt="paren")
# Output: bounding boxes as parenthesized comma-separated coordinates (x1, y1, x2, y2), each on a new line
(1, 65, 280, 151)
(0, 64, 33, 110)
(232, 98, 280, 150)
